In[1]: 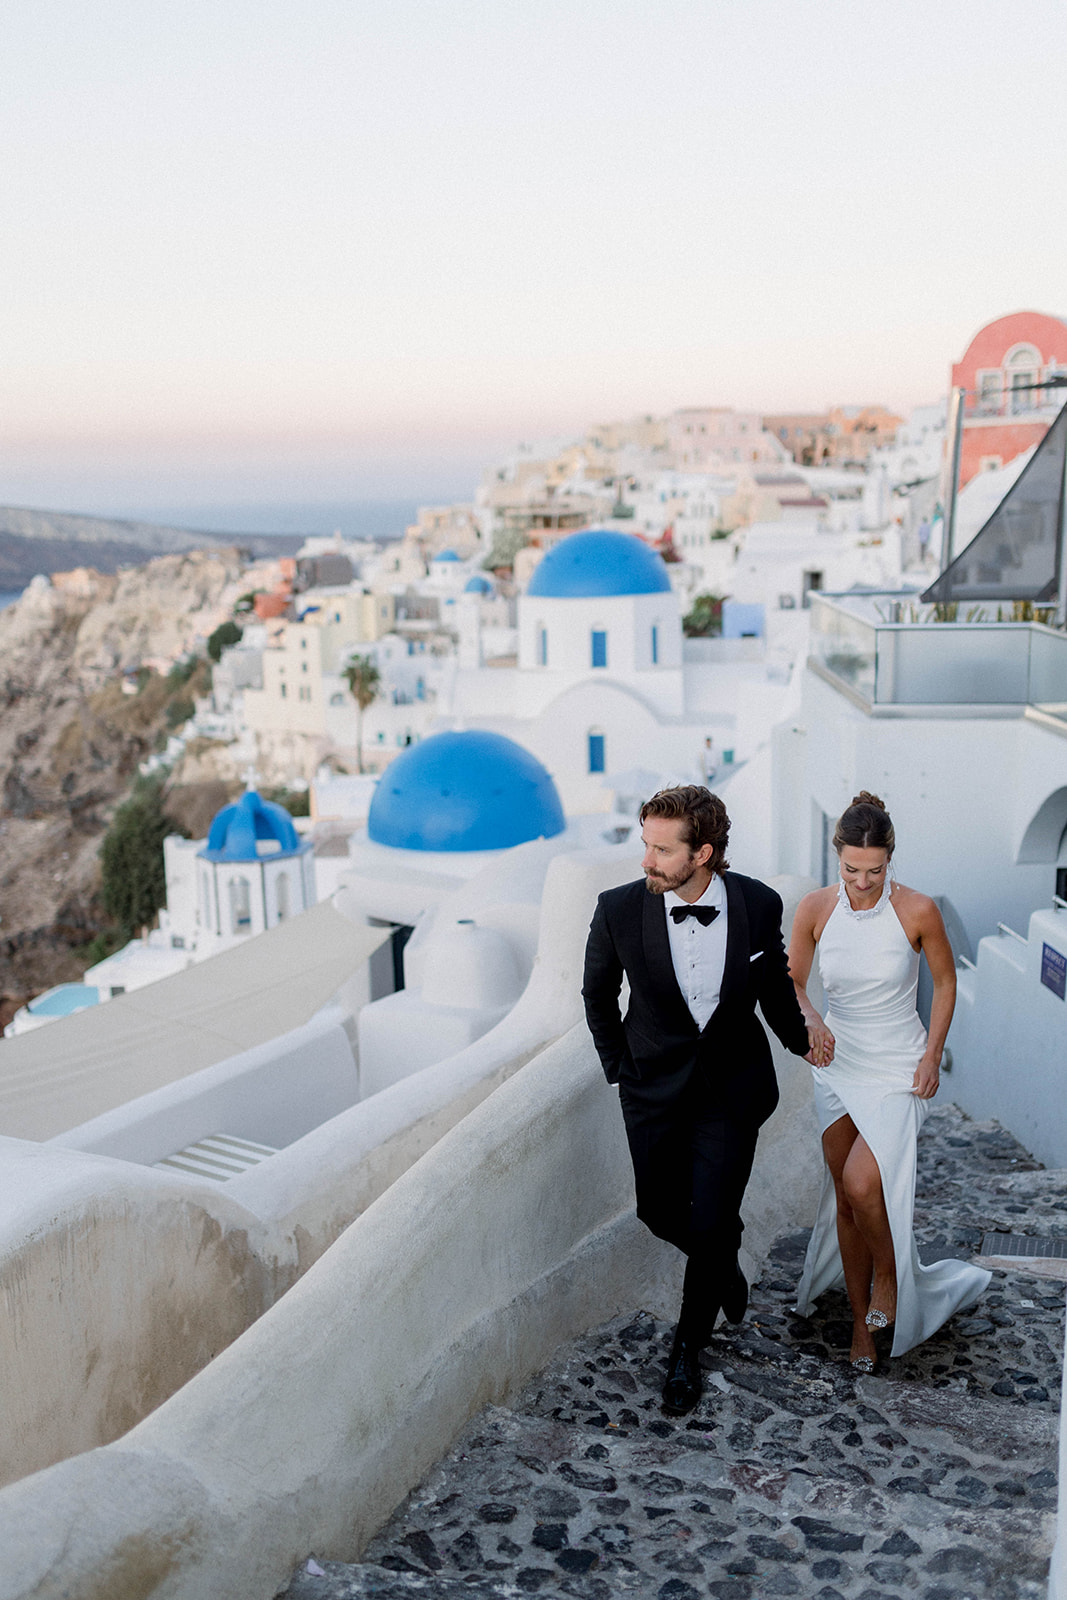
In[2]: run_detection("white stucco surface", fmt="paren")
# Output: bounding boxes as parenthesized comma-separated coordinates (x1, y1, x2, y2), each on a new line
(949, 906, 1067, 1169)
(0, 874, 822, 1599)
(0, 902, 389, 1141)
(48, 1013, 359, 1165)
(775, 665, 1067, 951)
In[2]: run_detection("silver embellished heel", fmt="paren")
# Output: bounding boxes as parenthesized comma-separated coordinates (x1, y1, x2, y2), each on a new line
(850, 1355, 876, 1374)
(865, 1309, 893, 1331)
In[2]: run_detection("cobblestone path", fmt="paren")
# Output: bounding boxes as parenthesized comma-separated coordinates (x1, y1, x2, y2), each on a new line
(281, 1105, 1064, 1600)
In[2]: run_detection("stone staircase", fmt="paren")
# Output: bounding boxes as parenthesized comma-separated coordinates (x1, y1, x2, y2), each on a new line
(280, 1105, 1063, 1600)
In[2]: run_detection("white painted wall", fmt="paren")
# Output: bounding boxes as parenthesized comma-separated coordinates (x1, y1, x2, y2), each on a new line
(0, 844, 641, 1490)
(949, 906, 1067, 1168)
(516, 591, 684, 718)
(48, 1015, 358, 1166)
(775, 666, 1067, 951)
(0, 881, 821, 1600)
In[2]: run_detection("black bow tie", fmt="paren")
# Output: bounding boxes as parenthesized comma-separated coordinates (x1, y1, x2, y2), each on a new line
(670, 904, 719, 926)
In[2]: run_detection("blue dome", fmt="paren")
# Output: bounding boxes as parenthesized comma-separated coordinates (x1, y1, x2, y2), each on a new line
(199, 789, 306, 862)
(464, 574, 494, 594)
(368, 731, 565, 853)
(527, 529, 672, 598)
(433, 548, 461, 562)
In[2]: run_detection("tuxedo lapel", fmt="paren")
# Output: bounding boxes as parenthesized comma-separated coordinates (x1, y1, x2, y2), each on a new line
(641, 887, 698, 1036)
(716, 872, 750, 1014)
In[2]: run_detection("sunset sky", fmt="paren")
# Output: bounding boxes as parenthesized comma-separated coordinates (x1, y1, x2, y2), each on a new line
(1, 0, 1063, 523)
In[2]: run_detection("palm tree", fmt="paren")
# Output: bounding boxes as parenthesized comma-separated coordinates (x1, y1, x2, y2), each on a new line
(342, 654, 382, 774)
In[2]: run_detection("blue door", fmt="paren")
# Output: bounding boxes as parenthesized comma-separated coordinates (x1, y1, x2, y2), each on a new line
(588, 733, 605, 773)
(591, 630, 607, 668)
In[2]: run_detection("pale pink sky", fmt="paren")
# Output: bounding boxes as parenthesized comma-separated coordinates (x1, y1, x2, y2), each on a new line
(1, 0, 1063, 516)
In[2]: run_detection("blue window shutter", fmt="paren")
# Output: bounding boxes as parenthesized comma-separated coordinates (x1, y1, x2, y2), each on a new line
(588, 733, 605, 773)
(651, 624, 658, 664)
(591, 630, 607, 668)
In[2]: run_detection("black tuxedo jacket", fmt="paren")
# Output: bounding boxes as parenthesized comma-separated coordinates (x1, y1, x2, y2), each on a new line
(582, 871, 810, 1129)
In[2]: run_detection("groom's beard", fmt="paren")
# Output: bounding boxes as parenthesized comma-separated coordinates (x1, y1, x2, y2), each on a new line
(645, 858, 702, 896)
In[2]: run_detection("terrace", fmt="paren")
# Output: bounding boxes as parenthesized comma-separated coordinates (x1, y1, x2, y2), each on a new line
(808, 593, 1067, 731)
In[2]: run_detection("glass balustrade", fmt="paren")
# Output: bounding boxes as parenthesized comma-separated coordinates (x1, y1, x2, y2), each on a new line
(810, 595, 1067, 724)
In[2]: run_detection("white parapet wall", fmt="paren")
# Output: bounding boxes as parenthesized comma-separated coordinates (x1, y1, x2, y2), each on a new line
(0, 845, 644, 1489)
(48, 1014, 359, 1165)
(0, 978, 823, 1600)
(948, 906, 1067, 1169)
(0, 1139, 267, 1489)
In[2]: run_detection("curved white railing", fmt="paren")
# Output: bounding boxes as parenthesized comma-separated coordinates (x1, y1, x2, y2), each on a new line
(0, 994, 822, 1600)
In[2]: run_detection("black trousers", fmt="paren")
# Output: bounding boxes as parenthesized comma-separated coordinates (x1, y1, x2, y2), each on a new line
(620, 1078, 759, 1340)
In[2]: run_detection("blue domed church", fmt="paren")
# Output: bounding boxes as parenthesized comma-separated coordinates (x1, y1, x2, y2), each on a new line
(197, 790, 315, 943)
(367, 730, 564, 854)
(518, 530, 683, 706)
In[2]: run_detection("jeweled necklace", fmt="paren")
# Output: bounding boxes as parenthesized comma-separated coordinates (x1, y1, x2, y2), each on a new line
(837, 872, 893, 920)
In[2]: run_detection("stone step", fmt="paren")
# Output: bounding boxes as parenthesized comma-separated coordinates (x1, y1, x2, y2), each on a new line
(278, 1104, 1062, 1600)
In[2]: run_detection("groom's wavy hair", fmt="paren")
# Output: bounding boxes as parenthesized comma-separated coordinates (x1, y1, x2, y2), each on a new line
(639, 785, 730, 876)
(833, 791, 895, 856)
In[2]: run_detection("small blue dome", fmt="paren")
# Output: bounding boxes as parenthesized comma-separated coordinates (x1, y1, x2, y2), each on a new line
(199, 789, 306, 862)
(527, 529, 672, 598)
(464, 574, 494, 594)
(433, 548, 461, 562)
(368, 731, 565, 853)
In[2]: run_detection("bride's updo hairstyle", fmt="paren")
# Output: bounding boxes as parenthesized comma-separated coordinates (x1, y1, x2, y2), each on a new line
(833, 791, 895, 857)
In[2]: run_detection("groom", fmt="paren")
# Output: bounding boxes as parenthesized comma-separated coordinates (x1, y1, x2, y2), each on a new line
(582, 785, 812, 1412)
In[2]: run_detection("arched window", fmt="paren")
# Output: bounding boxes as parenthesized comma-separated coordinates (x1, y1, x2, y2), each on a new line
(229, 876, 252, 935)
(651, 624, 659, 665)
(591, 629, 608, 669)
(1005, 343, 1041, 414)
(276, 872, 290, 921)
(588, 728, 606, 774)
(538, 625, 548, 666)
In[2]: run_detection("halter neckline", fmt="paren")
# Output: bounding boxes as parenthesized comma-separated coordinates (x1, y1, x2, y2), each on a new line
(836, 874, 893, 920)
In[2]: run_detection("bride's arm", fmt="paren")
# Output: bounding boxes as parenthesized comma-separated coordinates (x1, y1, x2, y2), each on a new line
(788, 891, 835, 1066)
(913, 898, 956, 1099)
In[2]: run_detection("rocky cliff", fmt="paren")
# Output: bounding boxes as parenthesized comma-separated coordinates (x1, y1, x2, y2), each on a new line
(0, 549, 272, 1007)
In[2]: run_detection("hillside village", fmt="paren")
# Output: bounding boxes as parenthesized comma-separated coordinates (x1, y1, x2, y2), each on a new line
(0, 317, 1064, 1599)
(0, 390, 940, 1009)
(6, 310, 1067, 1019)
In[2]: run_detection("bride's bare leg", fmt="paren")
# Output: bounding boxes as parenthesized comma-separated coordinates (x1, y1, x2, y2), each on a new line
(822, 1117, 885, 1364)
(841, 1134, 896, 1326)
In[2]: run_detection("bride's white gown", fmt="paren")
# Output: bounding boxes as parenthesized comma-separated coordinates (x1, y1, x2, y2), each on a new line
(794, 879, 991, 1357)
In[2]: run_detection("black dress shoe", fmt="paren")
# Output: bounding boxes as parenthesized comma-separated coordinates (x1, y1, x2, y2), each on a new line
(662, 1328, 703, 1414)
(720, 1267, 748, 1325)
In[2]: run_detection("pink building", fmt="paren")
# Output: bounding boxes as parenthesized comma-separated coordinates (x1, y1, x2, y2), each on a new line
(952, 310, 1067, 488)
(668, 407, 783, 469)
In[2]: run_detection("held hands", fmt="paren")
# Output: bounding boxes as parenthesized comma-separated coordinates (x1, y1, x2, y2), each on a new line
(911, 1053, 940, 1099)
(805, 1018, 835, 1068)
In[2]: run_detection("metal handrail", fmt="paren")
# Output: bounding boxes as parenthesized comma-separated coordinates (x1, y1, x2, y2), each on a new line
(1054, 895, 1067, 911)
(957, 955, 977, 971)
(996, 922, 1028, 945)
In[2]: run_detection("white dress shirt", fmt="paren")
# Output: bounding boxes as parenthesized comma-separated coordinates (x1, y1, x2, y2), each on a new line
(663, 872, 729, 1030)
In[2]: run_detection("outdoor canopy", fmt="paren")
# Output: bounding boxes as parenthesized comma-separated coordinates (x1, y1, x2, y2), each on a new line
(922, 398, 1067, 605)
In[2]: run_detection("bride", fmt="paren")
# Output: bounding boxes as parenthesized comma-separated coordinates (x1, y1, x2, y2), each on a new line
(788, 792, 990, 1371)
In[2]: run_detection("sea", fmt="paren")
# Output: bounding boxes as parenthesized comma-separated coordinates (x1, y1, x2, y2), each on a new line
(123, 498, 425, 543)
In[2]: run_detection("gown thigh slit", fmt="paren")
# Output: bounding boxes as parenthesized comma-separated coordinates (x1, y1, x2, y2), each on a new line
(795, 880, 990, 1358)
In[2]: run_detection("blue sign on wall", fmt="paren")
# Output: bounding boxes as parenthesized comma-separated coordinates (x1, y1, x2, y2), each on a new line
(1040, 942, 1066, 1000)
